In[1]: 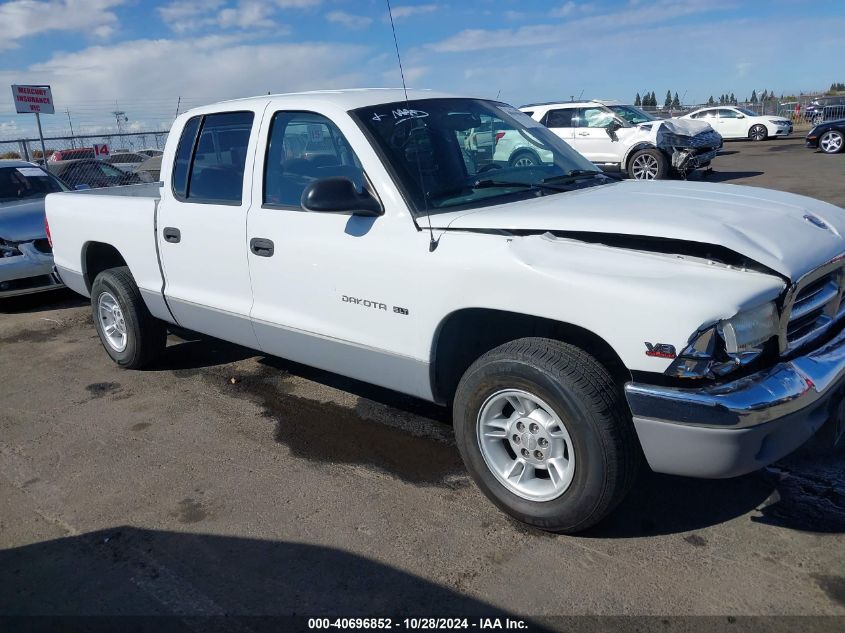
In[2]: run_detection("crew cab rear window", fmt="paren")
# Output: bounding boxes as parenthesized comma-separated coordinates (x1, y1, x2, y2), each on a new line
(263, 111, 363, 208)
(172, 111, 254, 204)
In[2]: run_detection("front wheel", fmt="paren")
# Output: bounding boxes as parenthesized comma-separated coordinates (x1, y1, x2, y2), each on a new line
(627, 148, 668, 180)
(453, 338, 639, 533)
(91, 266, 166, 368)
(749, 124, 768, 141)
(819, 130, 844, 154)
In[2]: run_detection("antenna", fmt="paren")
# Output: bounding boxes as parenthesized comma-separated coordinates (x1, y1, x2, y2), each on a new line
(385, 0, 438, 251)
(386, 0, 408, 101)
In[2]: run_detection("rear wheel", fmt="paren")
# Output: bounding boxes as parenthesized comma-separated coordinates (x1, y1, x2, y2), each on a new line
(819, 130, 844, 154)
(749, 124, 768, 141)
(627, 149, 668, 180)
(508, 150, 540, 168)
(453, 338, 639, 533)
(91, 266, 166, 368)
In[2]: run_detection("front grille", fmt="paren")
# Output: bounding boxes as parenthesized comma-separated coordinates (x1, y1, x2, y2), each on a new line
(784, 267, 845, 353)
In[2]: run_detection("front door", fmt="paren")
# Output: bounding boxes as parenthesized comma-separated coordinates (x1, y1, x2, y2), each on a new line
(571, 107, 619, 163)
(245, 108, 430, 398)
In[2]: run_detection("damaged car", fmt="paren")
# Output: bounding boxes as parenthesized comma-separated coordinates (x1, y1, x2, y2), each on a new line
(47, 91, 845, 533)
(520, 100, 722, 180)
(0, 161, 67, 298)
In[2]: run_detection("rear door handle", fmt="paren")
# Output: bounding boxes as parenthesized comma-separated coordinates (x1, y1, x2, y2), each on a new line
(250, 238, 274, 257)
(577, 132, 590, 136)
(163, 227, 181, 243)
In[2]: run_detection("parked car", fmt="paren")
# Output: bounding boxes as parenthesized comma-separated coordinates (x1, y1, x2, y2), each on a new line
(137, 148, 164, 158)
(48, 147, 95, 162)
(463, 120, 553, 169)
(135, 155, 162, 182)
(48, 159, 141, 189)
(521, 100, 722, 179)
(683, 106, 792, 140)
(806, 119, 845, 154)
(47, 90, 845, 533)
(0, 160, 67, 297)
(805, 96, 845, 123)
(106, 152, 148, 173)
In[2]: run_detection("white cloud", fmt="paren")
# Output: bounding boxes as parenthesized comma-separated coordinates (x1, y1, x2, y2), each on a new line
(550, 2, 577, 18)
(159, 0, 282, 32)
(274, 0, 321, 7)
(0, 0, 125, 50)
(389, 4, 438, 21)
(0, 36, 372, 111)
(326, 10, 373, 30)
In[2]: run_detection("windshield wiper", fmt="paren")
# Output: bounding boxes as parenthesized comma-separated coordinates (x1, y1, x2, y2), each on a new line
(472, 179, 574, 193)
(544, 169, 617, 183)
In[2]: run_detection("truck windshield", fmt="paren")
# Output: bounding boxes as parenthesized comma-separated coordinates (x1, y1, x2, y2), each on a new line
(0, 166, 68, 203)
(351, 98, 609, 214)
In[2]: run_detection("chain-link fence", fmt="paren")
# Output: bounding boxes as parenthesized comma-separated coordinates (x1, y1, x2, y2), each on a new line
(0, 130, 169, 189)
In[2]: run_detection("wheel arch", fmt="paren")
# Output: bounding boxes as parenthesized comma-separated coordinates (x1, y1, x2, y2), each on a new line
(508, 147, 542, 166)
(81, 241, 128, 293)
(622, 142, 658, 170)
(430, 308, 631, 405)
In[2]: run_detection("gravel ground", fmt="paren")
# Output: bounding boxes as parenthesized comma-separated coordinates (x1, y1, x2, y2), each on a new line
(1, 135, 844, 631)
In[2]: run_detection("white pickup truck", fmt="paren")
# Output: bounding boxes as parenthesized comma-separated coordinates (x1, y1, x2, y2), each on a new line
(47, 89, 845, 533)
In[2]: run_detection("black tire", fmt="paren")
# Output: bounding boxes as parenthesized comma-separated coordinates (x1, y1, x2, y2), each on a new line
(626, 148, 668, 180)
(453, 338, 639, 533)
(508, 150, 540, 168)
(749, 124, 768, 141)
(819, 130, 844, 154)
(91, 266, 166, 368)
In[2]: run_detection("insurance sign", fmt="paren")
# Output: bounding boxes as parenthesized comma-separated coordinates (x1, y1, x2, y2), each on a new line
(11, 84, 55, 114)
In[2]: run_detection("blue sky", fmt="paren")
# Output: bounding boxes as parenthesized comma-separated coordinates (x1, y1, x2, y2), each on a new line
(1, 0, 844, 139)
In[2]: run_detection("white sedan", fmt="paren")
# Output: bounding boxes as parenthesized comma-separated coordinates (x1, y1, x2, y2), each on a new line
(682, 106, 793, 141)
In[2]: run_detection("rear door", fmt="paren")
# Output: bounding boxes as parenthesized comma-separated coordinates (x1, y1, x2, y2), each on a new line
(157, 106, 266, 348)
(541, 108, 576, 147)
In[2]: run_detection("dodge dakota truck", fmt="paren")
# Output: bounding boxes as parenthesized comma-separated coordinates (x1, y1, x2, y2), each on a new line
(46, 90, 845, 533)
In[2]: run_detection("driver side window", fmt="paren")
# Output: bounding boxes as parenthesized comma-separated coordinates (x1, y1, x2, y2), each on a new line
(263, 111, 364, 208)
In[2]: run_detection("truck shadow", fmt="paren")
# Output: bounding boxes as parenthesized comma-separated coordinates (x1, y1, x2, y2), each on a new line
(147, 333, 845, 537)
(587, 451, 845, 538)
(0, 288, 86, 314)
(0, 527, 539, 628)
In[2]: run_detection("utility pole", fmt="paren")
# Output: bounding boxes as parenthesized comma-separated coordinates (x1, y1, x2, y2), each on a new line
(175, 96, 181, 118)
(65, 108, 75, 147)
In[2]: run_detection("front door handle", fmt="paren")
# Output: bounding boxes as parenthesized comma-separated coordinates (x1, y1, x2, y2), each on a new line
(577, 132, 590, 136)
(163, 227, 181, 243)
(250, 238, 274, 257)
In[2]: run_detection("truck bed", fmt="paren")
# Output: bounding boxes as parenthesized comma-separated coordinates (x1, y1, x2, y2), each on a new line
(46, 183, 167, 318)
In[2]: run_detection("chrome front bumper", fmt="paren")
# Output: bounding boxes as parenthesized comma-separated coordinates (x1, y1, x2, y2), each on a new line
(0, 242, 63, 298)
(625, 327, 845, 478)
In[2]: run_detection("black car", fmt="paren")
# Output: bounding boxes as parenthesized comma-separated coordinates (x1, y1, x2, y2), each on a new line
(47, 158, 141, 189)
(806, 119, 845, 154)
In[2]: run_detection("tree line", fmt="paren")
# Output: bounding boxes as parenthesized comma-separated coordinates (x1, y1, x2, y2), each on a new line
(634, 91, 680, 108)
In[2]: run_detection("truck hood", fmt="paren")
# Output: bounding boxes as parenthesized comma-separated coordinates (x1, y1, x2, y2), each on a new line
(427, 181, 845, 281)
(0, 198, 48, 242)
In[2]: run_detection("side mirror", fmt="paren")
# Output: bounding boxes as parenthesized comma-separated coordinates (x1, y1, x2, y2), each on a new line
(736, 114, 745, 119)
(301, 177, 383, 217)
(74, 184, 91, 191)
(605, 119, 622, 141)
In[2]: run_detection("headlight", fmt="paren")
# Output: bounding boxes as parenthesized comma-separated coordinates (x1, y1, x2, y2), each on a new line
(666, 302, 779, 379)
